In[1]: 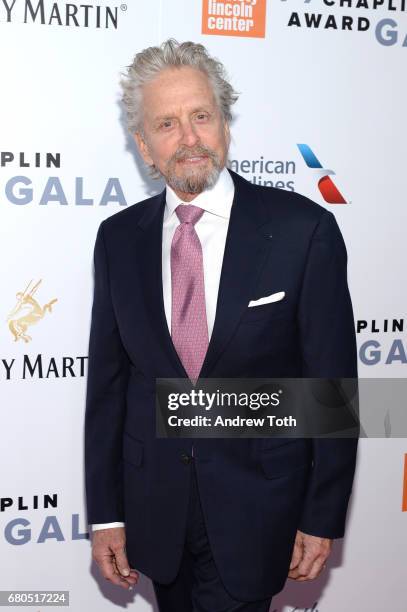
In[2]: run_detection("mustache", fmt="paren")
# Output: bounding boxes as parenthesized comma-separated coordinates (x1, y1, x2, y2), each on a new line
(171, 145, 218, 163)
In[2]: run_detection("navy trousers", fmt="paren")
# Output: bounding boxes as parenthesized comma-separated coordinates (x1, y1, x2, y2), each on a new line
(153, 457, 273, 612)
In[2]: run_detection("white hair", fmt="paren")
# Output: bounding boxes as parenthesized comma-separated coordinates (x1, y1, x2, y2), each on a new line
(120, 38, 239, 134)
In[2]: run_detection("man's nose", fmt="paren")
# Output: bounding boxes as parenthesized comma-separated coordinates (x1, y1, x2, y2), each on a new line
(179, 121, 199, 147)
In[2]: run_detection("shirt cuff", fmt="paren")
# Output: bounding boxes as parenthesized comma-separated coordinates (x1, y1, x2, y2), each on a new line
(90, 522, 125, 531)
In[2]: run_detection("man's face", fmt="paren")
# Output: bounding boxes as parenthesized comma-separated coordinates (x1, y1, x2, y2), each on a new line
(134, 66, 230, 199)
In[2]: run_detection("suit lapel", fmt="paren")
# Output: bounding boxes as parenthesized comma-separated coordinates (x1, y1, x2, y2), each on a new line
(134, 190, 189, 378)
(134, 171, 273, 380)
(199, 171, 273, 378)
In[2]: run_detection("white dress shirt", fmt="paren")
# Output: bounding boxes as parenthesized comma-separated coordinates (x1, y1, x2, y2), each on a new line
(91, 167, 235, 531)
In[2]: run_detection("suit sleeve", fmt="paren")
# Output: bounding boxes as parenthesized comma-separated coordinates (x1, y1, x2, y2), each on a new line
(297, 210, 359, 539)
(84, 222, 130, 525)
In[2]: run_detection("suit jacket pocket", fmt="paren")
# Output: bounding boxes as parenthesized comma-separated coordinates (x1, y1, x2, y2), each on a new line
(240, 300, 291, 324)
(260, 439, 312, 479)
(123, 432, 144, 467)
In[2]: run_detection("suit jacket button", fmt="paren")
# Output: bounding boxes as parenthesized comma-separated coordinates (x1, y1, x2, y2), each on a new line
(180, 452, 192, 464)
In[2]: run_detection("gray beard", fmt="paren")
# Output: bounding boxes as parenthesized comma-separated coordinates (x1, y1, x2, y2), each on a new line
(166, 163, 222, 194)
(163, 145, 224, 195)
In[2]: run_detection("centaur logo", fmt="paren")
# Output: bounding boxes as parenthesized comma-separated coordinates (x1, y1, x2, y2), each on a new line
(202, 0, 267, 38)
(7, 279, 57, 343)
(0, 0, 125, 29)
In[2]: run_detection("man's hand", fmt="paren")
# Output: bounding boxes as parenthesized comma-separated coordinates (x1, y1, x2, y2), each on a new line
(92, 527, 139, 589)
(288, 530, 332, 581)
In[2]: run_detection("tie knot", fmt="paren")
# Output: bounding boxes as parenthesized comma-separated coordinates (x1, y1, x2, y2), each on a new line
(175, 204, 204, 226)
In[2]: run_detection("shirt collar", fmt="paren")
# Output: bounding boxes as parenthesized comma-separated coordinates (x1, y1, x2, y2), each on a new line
(164, 167, 234, 222)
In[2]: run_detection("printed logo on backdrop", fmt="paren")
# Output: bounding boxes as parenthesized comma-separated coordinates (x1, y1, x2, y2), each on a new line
(357, 317, 406, 366)
(7, 279, 57, 343)
(229, 156, 296, 190)
(297, 144, 348, 204)
(0, 0, 128, 29)
(202, 0, 267, 37)
(1, 151, 128, 206)
(280, 0, 407, 48)
(229, 146, 347, 200)
(0, 493, 88, 545)
(2, 278, 87, 380)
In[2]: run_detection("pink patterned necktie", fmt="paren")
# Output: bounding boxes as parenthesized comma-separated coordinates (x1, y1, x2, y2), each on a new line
(171, 204, 209, 382)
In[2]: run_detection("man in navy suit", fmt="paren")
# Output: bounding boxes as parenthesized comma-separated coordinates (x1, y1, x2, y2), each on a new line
(85, 40, 358, 611)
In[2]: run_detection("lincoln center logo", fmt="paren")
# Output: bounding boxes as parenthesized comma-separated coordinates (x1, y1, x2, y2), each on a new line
(202, 0, 267, 38)
(7, 280, 57, 343)
(297, 144, 349, 204)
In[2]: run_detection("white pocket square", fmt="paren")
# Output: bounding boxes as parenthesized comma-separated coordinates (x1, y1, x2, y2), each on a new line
(248, 291, 285, 307)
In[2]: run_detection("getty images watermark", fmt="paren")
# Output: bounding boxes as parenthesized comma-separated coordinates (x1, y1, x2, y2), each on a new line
(166, 387, 295, 429)
(156, 378, 407, 439)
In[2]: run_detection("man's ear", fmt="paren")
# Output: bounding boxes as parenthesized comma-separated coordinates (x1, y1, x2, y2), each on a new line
(134, 131, 154, 166)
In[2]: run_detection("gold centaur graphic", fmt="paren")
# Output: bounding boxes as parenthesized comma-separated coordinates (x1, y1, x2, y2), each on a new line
(7, 280, 58, 343)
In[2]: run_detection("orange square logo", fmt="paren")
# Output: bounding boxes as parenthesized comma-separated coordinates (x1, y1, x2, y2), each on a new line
(202, 0, 267, 38)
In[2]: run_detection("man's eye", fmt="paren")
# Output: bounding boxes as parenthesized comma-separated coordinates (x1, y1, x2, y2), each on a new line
(160, 120, 173, 129)
(196, 114, 209, 121)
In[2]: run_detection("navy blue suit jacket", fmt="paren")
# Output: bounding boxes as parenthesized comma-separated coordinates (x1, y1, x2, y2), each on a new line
(85, 169, 358, 601)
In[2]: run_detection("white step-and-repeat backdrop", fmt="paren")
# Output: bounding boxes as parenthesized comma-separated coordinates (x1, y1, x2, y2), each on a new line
(1, 1, 406, 610)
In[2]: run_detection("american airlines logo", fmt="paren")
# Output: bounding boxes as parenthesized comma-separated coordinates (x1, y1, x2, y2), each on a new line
(297, 144, 349, 204)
